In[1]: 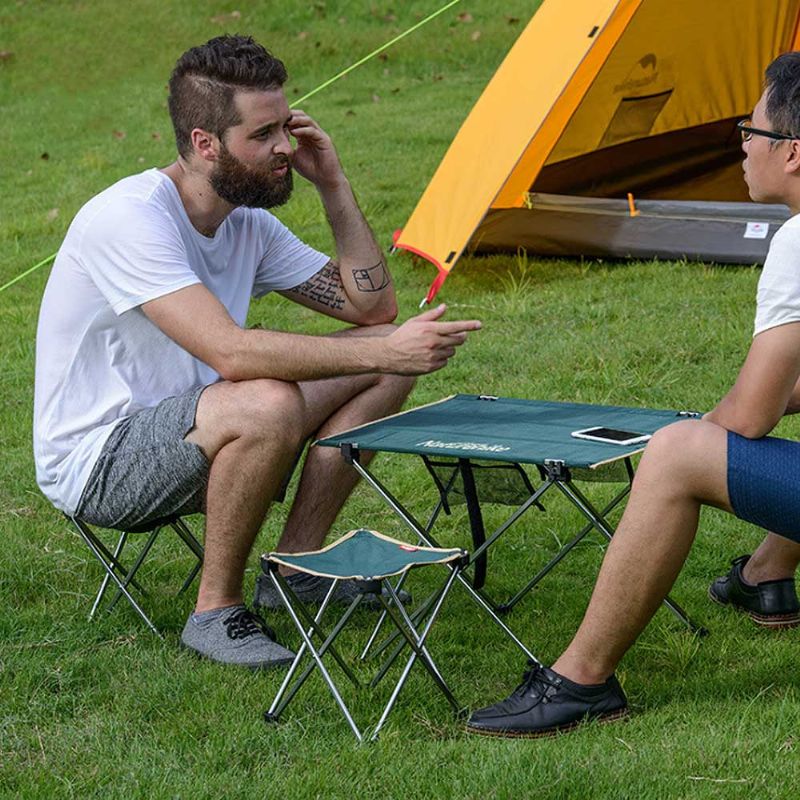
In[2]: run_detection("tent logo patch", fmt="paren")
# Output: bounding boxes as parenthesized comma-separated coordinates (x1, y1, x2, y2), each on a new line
(417, 439, 511, 453)
(744, 222, 769, 239)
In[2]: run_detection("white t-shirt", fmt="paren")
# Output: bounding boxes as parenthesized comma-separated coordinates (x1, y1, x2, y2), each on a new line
(754, 212, 800, 336)
(34, 168, 328, 514)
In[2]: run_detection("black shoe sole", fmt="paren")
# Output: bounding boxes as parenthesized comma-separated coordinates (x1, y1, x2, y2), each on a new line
(465, 707, 629, 739)
(707, 586, 800, 629)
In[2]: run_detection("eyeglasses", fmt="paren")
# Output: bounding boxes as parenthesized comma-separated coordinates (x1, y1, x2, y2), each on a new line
(737, 119, 796, 142)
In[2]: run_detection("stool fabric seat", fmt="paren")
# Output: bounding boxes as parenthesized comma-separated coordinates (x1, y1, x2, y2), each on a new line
(267, 528, 464, 580)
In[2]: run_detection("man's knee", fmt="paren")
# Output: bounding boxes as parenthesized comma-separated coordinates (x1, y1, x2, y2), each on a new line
(375, 371, 416, 401)
(229, 379, 305, 436)
(645, 420, 720, 460)
(194, 379, 306, 454)
(638, 420, 728, 496)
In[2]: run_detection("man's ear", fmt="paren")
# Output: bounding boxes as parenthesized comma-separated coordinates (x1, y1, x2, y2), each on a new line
(190, 128, 220, 163)
(785, 139, 800, 175)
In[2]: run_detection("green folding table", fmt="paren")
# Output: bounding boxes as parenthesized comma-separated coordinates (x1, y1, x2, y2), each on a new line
(316, 394, 704, 656)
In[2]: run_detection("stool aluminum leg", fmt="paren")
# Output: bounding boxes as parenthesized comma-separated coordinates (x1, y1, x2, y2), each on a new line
(370, 567, 462, 741)
(106, 527, 161, 612)
(350, 460, 540, 664)
(72, 519, 161, 637)
(266, 573, 364, 742)
(90, 531, 128, 619)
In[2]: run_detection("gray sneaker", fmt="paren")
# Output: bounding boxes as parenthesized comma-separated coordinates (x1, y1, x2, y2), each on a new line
(180, 605, 295, 669)
(253, 572, 411, 611)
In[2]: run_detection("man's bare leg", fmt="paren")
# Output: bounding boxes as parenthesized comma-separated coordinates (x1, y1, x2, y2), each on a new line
(276, 370, 415, 557)
(552, 419, 732, 685)
(185, 379, 306, 612)
(273, 323, 416, 560)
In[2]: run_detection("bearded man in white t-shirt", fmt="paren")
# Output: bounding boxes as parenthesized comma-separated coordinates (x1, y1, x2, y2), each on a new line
(468, 51, 800, 738)
(33, 35, 481, 668)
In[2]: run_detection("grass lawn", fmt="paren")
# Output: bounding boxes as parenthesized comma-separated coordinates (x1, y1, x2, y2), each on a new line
(2, 1, 800, 798)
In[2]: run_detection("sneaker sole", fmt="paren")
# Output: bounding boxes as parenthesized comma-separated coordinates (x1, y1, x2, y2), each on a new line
(707, 586, 800, 629)
(179, 640, 294, 671)
(465, 707, 629, 739)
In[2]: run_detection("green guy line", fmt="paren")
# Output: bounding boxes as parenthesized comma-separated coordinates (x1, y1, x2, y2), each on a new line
(0, 0, 463, 296)
(295, 0, 462, 104)
(0, 254, 56, 294)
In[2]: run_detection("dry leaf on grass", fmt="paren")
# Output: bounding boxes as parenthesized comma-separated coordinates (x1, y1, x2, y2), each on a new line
(46, 208, 59, 221)
(457, 12, 474, 23)
(112, 130, 126, 140)
(210, 9, 241, 24)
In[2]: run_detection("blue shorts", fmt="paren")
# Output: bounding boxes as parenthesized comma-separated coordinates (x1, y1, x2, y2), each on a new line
(727, 431, 800, 542)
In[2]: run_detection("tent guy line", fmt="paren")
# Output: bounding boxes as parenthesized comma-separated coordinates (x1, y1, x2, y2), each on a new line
(0, 0, 464, 298)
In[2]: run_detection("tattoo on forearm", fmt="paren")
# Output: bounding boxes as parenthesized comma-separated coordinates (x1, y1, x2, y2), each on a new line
(353, 262, 391, 292)
(290, 261, 345, 310)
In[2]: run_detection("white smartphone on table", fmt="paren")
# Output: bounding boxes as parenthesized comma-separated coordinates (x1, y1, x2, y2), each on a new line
(570, 426, 652, 446)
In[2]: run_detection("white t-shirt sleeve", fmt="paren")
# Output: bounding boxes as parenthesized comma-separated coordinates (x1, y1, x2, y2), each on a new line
(754, 216, 800, 337)
(252, 211, 330, 297)
(79, 198, 201, 315)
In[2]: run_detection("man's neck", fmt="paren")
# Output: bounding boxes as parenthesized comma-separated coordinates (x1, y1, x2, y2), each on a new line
(161, 159, 234, 237)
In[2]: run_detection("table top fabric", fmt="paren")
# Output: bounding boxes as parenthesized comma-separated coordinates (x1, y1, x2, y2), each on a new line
(316, 394, 695, 469)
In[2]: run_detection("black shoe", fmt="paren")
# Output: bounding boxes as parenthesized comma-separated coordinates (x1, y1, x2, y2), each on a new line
(466, 663, 628, 738)
(709, 555, 800, 629)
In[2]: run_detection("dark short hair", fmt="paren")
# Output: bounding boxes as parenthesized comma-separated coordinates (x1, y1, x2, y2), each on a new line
(168, 35, 288, 158)
(765, 51, 800, 138)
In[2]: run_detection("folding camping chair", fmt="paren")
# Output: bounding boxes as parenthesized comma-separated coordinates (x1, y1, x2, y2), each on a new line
(67, 514, 204, 637)
(262, 528, 469, 742)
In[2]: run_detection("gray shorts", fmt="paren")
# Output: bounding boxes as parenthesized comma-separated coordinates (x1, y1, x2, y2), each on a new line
(75, 387, 210, 531)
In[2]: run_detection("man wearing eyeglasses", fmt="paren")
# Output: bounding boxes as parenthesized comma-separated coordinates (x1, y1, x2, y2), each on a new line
(467, 52, 800, 738)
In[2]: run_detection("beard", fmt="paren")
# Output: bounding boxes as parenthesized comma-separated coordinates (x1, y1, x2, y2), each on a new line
(210, 144, 293, 209)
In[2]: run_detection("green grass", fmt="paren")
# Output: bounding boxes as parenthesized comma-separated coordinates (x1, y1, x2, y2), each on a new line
(2, 1, 800, 798)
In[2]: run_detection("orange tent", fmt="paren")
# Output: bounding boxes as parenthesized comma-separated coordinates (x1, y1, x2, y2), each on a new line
(395, 0, 800, 303)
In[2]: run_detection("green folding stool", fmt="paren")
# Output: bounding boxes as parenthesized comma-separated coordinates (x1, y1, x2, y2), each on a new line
(262, 528, 469, 742)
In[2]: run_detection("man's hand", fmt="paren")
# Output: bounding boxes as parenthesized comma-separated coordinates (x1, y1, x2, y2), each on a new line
(288, 110, 344, 190)
(378, 304, 482, 375)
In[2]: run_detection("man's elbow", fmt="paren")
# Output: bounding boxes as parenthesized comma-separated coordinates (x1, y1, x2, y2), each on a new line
(728, 417, 778, 440)
(208, 339, 250, 382)
(360, 297, 398, 326)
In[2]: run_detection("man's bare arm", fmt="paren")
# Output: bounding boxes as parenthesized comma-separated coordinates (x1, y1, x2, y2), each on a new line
(279, 259, 363, 324)
(284, 110, 396, 324)
(142, 283, 480, 382)
(704, 322, 800, 438)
